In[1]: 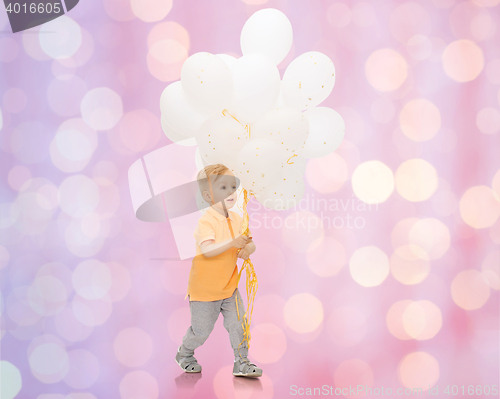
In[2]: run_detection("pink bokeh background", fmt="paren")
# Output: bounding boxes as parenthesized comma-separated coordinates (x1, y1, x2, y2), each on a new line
(0, 0, 499, 398)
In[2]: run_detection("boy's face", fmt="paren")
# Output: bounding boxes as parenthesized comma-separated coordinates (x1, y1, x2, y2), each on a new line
(205, 171, 238, 210)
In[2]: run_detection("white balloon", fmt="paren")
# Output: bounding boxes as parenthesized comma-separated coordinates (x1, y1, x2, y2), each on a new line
(236, 138, 287, 193)
(195, 114, 250, 172)
(275, 89, 285, 107)
(298, 107, 345, 158)
(216, 53, 238, 69)
(281, 153, 307, 176)
(255, 166, 305, 210)
(160, 81, 209, 137)
(251, 106, 309, 154)
(160, 114, 197, 146)
(180, 52, 234, 116)
(228, 53, 281, 124)
(282, 51, 335, 110)
(240, 8, 293, 66)
(195, 147, 205, 170)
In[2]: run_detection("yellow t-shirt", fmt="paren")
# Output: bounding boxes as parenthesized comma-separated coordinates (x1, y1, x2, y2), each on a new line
(185, 206, 252, 302)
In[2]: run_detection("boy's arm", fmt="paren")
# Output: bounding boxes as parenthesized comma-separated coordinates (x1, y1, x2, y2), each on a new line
(200, 234, 250, 257)
(237, 239, 256, 260)
(244, 239, 256, 255)
(200, 238, 233, 257)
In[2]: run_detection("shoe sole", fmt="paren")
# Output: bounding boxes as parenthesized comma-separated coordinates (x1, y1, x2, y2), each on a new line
(232, 371, 262, 378)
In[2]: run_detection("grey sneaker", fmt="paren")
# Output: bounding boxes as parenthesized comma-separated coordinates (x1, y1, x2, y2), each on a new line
(232, 357, 262, 378)
(175, 346, 202, 373)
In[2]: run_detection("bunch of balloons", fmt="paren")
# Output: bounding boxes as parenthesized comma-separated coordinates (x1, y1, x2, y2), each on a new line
(159, 8, 345, 210)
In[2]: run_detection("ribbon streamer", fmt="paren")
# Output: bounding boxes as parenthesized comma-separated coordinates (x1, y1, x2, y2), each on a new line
(234, 188, 258, 358)
(222, 108, 251, 139)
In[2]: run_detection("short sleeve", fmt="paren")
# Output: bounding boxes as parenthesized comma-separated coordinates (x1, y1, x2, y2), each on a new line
(194, 218, 215, 247)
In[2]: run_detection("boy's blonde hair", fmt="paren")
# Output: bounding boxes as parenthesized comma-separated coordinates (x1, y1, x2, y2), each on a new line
(196, 164, 230, 197)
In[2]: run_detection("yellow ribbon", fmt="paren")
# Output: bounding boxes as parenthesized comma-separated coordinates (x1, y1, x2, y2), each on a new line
(222, 109, 251, 139)
(287, 154, 298, 164)
(235, 188, 258, 358)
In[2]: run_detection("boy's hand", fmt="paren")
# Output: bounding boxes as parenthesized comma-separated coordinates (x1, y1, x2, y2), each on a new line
(237, 246, 251, 260)
(232, 235, 250, 249)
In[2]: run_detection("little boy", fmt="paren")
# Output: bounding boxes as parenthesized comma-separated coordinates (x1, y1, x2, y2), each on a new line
(175, 164, 263, 378)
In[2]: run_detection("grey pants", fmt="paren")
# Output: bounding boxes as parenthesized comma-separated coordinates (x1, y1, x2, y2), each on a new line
(179, 288, 248, 359)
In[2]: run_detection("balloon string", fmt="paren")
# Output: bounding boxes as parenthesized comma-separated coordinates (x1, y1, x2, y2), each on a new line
(235, 187, 258, 358)
(222, 108, 251, 139)
(287, 154, 297, 164)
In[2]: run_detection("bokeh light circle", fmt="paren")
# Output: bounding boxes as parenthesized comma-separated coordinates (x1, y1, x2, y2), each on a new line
(398, 351, 439, 390)
(119, 370, 159, 399)
(59, 175, 99, 218)
(442, 40, 484, 82)
(395, 158, 439, 202)
(408, 218, 450, 260)
(284, 293, 323, 333)
(71, 293, 113, 327)
(7, 165, 31, 191)
(399, 99, 441, 142)
(476, 107, 500, 135)
(63, 349, 100, 389)
(402, 300, 442, 340)
(81, 87, 123, 131)
(305, 152, 348, 194)
(50, 118, 98, 173)
(130, 0, 173, 22)
(29, 342, 69, 377)
(390, 245, 430, 285)
(114, 327, 153, 367)
(352, 160, 394, 204)
(459, 185, 500, 229)
(28, 275, 68, 316)
(389, 2, 431, 44)
(40, 16, 82, 59)
(451, 269, 490, 310)
(326, 3, 352, 28)
(407, 35, 433, 61)
(146, 22, 189, 82)
(481, 250, 500, 290)
(386, 299, 414, 340)
(349, 246, 390, 287)
(103, 0, 135, 21)
(365, 48, 408, 92)
(0, 361, 22, 399)
(72, 259, 112, 300)
(250, 323, 287, 364)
